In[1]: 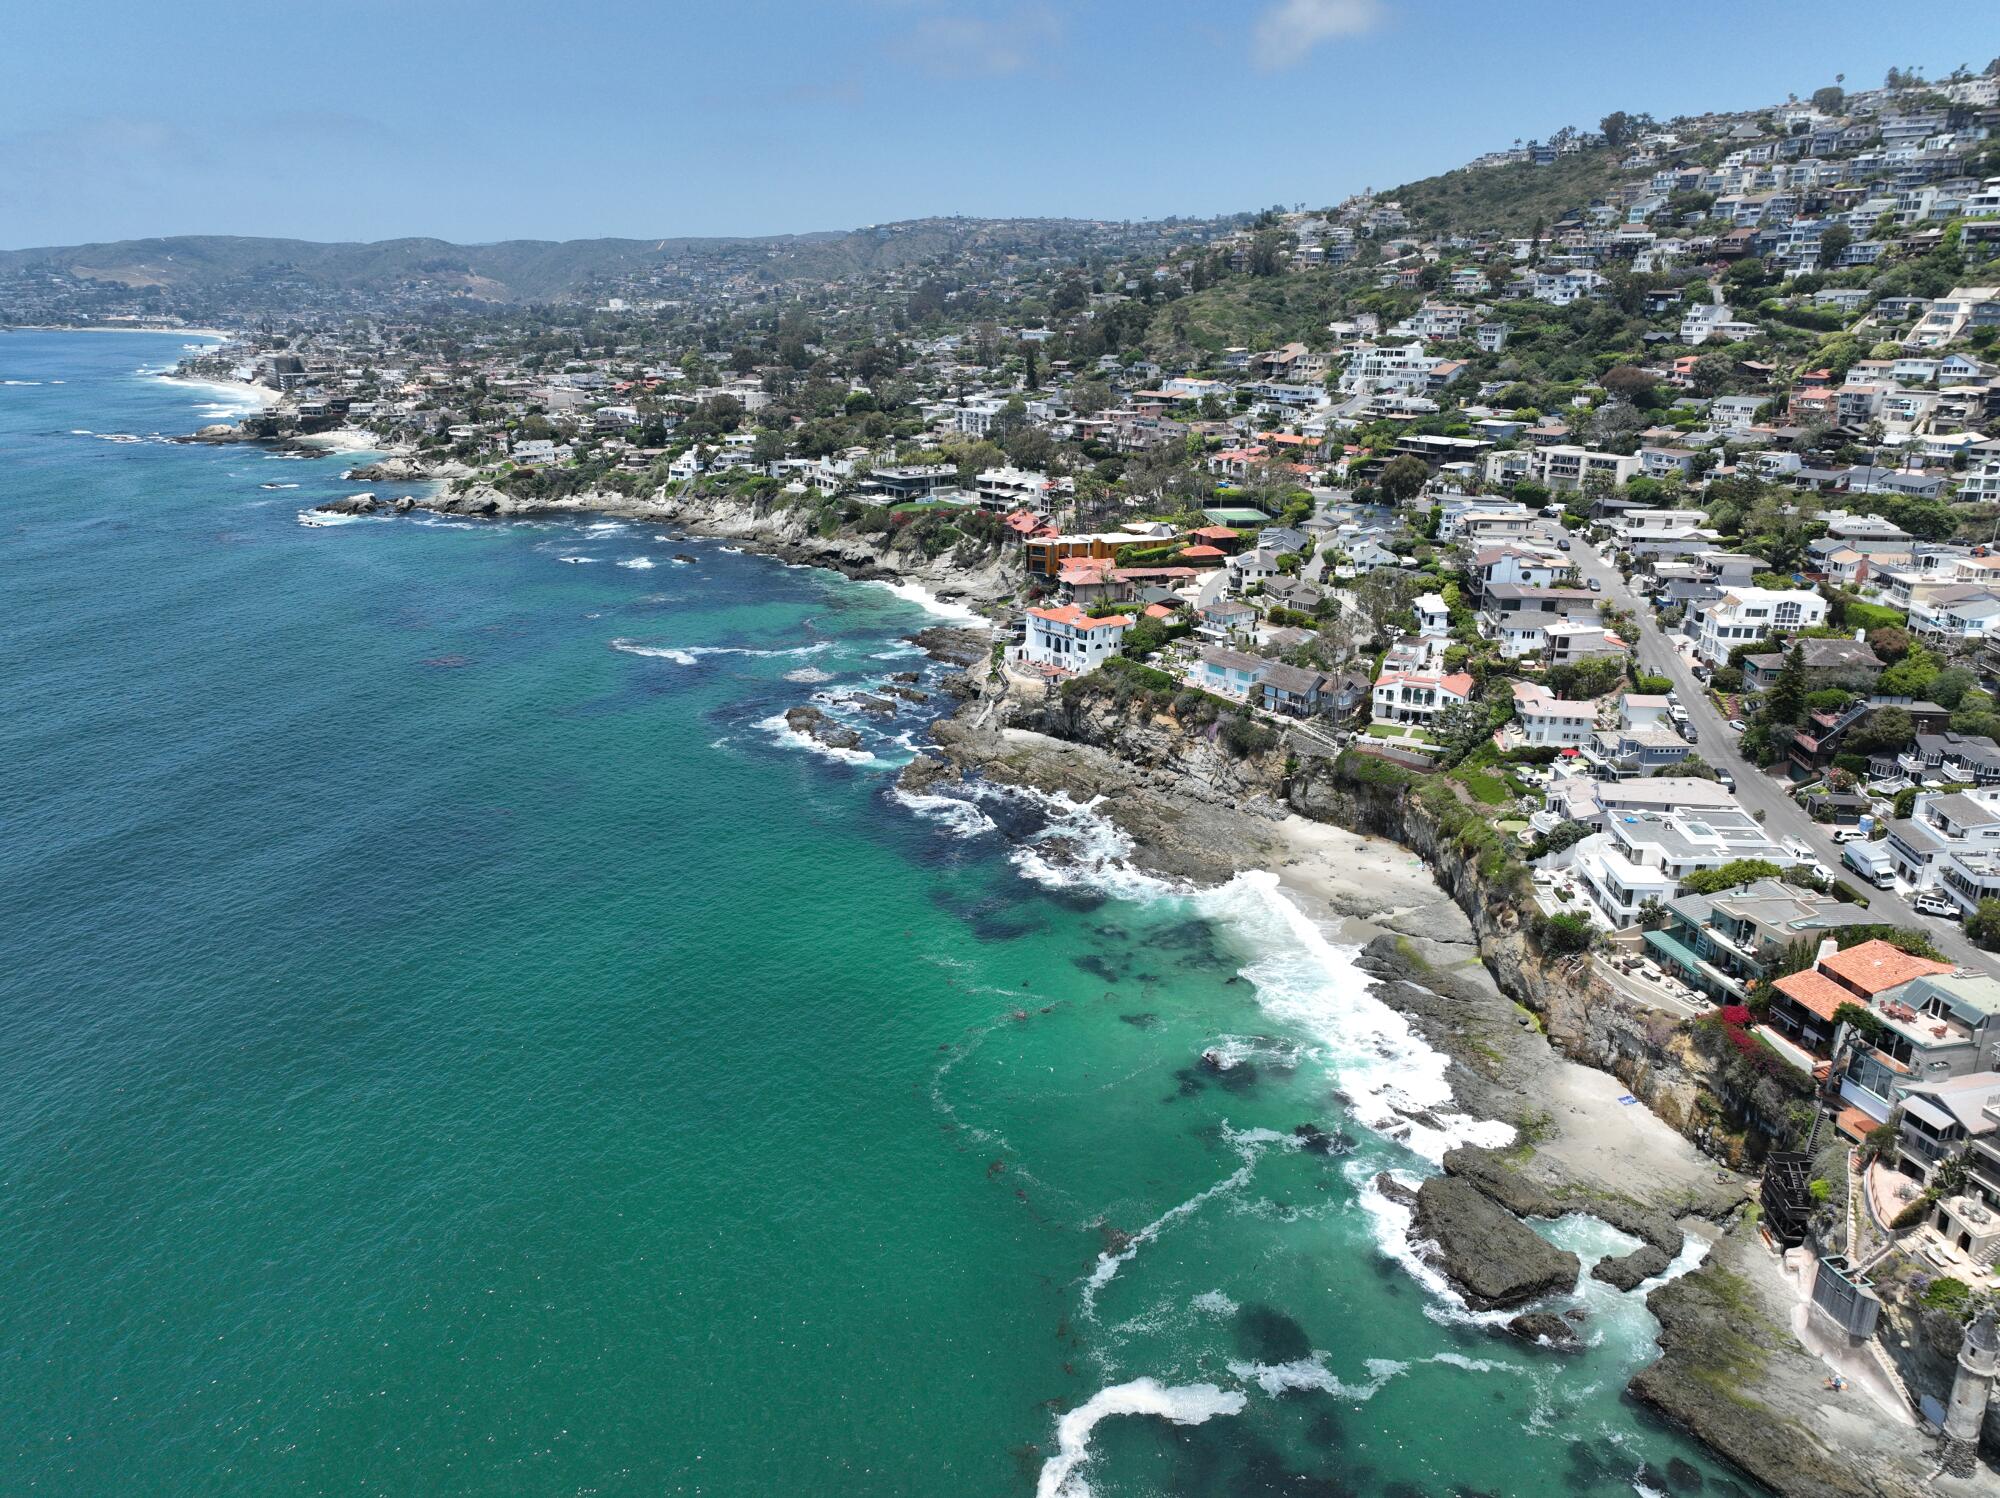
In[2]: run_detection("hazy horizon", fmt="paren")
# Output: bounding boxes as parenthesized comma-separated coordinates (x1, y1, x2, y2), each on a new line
(5, 0, 1996, 250)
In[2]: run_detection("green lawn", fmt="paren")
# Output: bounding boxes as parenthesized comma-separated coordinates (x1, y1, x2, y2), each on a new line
(1366, 723, 1436, 743)
(1456, 769, 1513, 806)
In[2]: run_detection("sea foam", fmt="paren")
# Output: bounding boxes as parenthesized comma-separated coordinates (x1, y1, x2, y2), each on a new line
(1035, 1379, 1245, 1498)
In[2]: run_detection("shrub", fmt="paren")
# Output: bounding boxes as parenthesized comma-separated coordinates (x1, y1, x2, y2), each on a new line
(1220, 714, 1279, 758)
(1534, 912, 1596, 956)
(1680, 859, 1785, 895)
(1924, 1276, 1974, 1316)
(1892, 1200, 1930, 1232)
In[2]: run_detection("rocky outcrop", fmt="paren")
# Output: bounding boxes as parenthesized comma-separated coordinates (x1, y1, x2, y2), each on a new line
(1442, 1146, 1556, 1219)
(658, 491, 1015, 605)
(1629, 1233, 1934, 1498)
(907, 627, 988, 665)
(783, 706, 859, 751)
(1505, 1311, 1581, 1350)
(1411, 1176, 1580, 1310)
(1592, 1244, 1675, 1291)
(315, 493, 380, 516)
(347, 454, 460, 483)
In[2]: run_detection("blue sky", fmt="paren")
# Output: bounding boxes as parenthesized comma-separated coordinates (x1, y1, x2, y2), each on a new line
(3, 0, 1995, 248)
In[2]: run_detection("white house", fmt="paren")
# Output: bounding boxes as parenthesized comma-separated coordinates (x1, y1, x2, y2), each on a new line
(1686, 587, 1828, 666)
(1414, 592, 1451, 637)
(512, 438, 573, 467)
(1372, 666, 1474, 726)
(1569, 807, 1791, 927)
(1510, 682, 1596, 748)
(1017, 605, 1134, 673)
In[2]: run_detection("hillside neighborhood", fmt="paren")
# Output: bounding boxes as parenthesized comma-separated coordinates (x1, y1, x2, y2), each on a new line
(63, 57, 2000, 1485)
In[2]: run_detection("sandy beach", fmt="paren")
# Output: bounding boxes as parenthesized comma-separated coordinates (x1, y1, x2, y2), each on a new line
(164, 372, 281, 409)
(291, 427, 382, 454)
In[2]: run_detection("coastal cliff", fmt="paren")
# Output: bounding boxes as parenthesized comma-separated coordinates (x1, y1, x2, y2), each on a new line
(929, 684, 1986, 1496)
(389, 470, 1020, 607)
(982, 682, 1791, 1170)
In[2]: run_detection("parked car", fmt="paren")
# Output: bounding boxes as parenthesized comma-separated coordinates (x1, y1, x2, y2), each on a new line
(1914, 891, 1961, 920)
(1556, 539, 1571, 551)
(1727, 718, 1746, 733)
(1587, 577, 1601, 591)
(1717, 770, 1736, 791)
(1830, 827, 1866, 844)
(1682, 724, 1698, 743)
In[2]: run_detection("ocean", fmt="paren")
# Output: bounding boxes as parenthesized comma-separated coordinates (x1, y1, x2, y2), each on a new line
(0, 331, 1746, 1496)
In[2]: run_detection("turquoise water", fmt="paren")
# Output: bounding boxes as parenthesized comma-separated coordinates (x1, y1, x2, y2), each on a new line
(0, 332, 1748, 1497)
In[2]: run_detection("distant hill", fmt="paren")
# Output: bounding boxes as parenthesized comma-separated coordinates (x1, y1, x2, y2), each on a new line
(0, 218, 1161, 305)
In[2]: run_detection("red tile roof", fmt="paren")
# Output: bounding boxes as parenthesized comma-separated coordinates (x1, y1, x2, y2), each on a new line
(1773, 968, 1852, 1024)
(1819, 940, 1953, 998)
(1027, 604, 1134, 632)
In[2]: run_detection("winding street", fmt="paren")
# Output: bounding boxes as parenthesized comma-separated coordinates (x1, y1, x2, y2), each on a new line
(1556, 524, 1993, 972)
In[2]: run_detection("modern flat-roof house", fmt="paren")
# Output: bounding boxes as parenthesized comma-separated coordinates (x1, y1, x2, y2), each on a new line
(1885, 788, 2000, 893)
(1541, 621, 1628, 667)
(1568, 806, 1790, 927)
(1023, 530, 1165, 578)
(1539, 775, 1739, 831)
(1479, 584, 1600, 658)
(1650, 878, 1870, 1007)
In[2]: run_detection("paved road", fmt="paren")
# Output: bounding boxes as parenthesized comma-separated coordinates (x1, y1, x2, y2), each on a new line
(1557, 525, 1993, 972)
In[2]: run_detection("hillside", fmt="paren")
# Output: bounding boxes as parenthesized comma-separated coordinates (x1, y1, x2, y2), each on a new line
(0, 217, 1174, 307)
(1392, 150, 1632, 238)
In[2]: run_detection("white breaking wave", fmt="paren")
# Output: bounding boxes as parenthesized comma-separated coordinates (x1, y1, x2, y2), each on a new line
(1196, 871, 1513, 1165)
(617, 556, 657, 569)
(1079, 1125, 1284, 1321)
(1225, 1354, 1408, 1401)
(756, 711, 882, 768)
(556, 555, 599, 564)
(784, 666, 833, 684)
(867, 577, 989, 625)
(1352, 1164, 1511, 1327)
(1190, 1289, 1237, 1319)
(1036, 1379, 1245, 1498)
(610, 639, 832, 665)
(889, 786, 998, 840)
(970, 784, 1179, 902)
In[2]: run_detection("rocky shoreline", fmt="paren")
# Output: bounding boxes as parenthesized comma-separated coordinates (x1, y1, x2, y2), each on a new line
(190, 401, 1973, 1491)
(909, 705, 1975, 1494)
